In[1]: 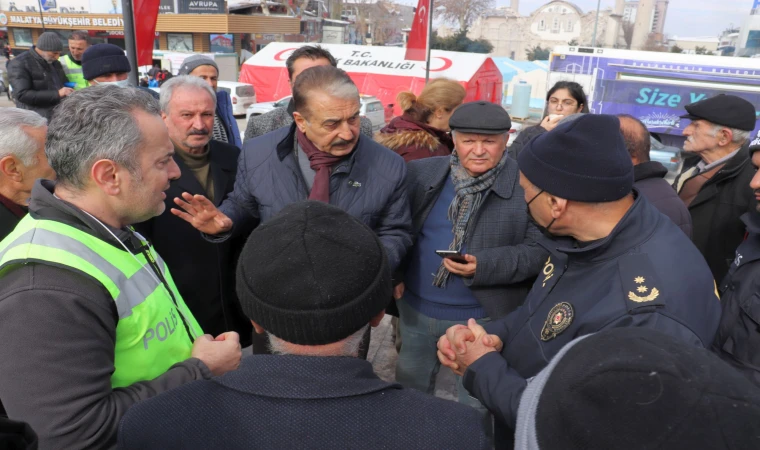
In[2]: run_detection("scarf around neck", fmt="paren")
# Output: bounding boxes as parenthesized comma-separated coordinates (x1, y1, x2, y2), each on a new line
(296, 128, 346, 203)
(433, 150, 508, 287)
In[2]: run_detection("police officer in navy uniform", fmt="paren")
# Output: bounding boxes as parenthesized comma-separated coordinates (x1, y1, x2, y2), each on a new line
(714, 133, 760, 387)
(436, 114, 722, 448)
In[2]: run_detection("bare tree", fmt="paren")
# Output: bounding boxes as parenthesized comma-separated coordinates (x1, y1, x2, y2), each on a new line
(434, 0, 494, 31)
(642, 33, 665, 52)
(622, 21, 634, 49)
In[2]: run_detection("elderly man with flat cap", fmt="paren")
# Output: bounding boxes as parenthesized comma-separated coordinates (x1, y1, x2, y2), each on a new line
(396, 101, 545, 434)
(436, 114, 722, 448)
(674, 94, 758, 282)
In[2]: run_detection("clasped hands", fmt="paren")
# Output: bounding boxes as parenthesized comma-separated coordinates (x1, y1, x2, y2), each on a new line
(437, 319, 503, 377)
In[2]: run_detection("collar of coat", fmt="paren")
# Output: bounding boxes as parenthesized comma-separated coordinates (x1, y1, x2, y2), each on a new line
(541, 189, 663, 262)
(680, 142, 750, 185)
(276, 123, 359, 176)
(213, 354, 402, 399)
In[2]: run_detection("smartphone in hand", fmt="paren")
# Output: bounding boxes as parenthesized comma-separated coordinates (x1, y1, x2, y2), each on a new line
(435, 250, 468, 264)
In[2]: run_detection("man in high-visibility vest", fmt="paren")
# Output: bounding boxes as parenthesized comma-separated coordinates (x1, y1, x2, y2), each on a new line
(58, 31, 90, 90)
(0, 85, 242, 449)
(58, 30, 89, 90)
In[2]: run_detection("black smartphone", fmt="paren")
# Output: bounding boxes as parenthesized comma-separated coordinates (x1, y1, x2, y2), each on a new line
(435, 250, 468, 264)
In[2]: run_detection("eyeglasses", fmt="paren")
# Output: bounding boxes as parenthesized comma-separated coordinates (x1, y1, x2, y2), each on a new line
(548, 98, 578, 108)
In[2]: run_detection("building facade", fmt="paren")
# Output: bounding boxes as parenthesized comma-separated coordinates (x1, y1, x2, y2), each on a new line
(468, 1, 624, 60)
(0, 0, 300, 56)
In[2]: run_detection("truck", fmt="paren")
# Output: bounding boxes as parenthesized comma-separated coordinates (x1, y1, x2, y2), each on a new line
(546, 46, 760, 149)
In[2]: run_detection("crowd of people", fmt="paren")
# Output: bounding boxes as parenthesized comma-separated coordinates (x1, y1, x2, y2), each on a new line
(1, 33, 760, 450)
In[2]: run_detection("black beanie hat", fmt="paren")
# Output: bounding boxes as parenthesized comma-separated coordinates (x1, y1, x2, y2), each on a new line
(515, 327, 760, 449)
(518, 114, 633, 202)
(236, 201, 391, 345)
(81, 43, 131, 81)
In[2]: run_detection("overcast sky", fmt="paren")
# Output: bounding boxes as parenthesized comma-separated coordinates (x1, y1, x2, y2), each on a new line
(404, 0, 755, 38)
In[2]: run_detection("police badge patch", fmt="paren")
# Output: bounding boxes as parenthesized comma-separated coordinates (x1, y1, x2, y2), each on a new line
(541, 302, 574, 342)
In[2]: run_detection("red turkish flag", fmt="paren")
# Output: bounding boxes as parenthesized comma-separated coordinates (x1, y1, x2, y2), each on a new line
(133, 0, 160, 67)
(405, 0, 430, 61)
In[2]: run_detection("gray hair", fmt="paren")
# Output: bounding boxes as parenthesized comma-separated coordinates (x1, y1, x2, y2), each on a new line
(292, 65, 359, 119)
(0, 109, 48, 166)
(46, 85, 160, 190)
(709, 124, 751, 145)
(267, 324, 368, 357)
(159, 75, 217, 114)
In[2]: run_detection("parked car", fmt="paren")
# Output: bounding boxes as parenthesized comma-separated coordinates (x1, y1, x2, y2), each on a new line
(217, 81, 256, 117)
(245, 94, 386, 132)
(246, 95, 291, 122)
(360, 95, 385, 132)
(650, 135, 683, 184)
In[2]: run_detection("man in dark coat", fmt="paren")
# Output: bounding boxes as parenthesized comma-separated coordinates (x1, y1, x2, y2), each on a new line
(396, 102, 545, 434)
(0, 109, 54, 242)
(673, 94, 758, 282)
(618, 114, 692, 237)
(713, 133, 760, 387)
(243, 45, 373, 141)
(135, 76, 252, 345)
(7, 32, 73, 119)
(437, 115, 721, 448)
(119, 201, 489, 450)
(173, 65, 412, 356)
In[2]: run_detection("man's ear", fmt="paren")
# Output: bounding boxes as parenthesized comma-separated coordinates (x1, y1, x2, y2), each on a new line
(549, 195, 568, 219)
(0, 155, 23, 183)
(293, 111, 308, 133)
(90, 159, 122, 196)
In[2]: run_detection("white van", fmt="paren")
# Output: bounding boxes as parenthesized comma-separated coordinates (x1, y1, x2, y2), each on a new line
(217, 81, 256, 116)
(359, 95, 385, 132)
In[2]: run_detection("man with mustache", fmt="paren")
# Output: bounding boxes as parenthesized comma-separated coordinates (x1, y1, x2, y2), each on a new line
(674, 95, 758, 282)
(135, 76, 252, 347)
(174, 66, 413, 357)
(713, 133, 760, 387)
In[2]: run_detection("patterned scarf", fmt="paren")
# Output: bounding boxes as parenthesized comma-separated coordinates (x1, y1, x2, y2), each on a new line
(433, 151, 508, 287)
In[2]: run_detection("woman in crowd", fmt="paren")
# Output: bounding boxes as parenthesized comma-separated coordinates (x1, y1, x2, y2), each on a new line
(376, 78, 466, 163)
(509, 80, 588, 159)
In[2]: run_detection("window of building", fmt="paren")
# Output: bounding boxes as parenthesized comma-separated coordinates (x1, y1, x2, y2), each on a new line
(567, 20, 574, 31)
(552, 18, 560, 32)
(167, 33, 193, 52)
(12, 29, 34, 47)
(538, 19, 545, 30)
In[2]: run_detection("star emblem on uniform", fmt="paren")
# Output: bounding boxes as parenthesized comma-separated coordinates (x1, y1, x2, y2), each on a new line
(634, 276, 645, 284)
(637, 286, 648, 293)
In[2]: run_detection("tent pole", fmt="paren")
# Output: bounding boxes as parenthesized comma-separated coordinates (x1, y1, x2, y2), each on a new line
(424, 0, 433, 83)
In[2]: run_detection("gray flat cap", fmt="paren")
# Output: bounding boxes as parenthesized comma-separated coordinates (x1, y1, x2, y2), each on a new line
(449, 101, 512, 134)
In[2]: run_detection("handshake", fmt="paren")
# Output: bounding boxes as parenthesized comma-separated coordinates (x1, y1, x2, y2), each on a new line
(436, 319, 504, 377)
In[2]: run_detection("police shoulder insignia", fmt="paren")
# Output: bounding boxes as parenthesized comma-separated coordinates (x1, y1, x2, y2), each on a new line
(618, 253, 665, 312)
(540, 302, 574, 342)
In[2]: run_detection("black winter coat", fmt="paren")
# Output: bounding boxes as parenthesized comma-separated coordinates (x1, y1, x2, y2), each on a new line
(136, 140, 252, 345)
(119, 355, 490, 450)
(463, 192, 721, 447)
(673, 143, 756, 283)
(634, 160, 692, 237)
(714, 212, 760, 387)
(7, 47, 67, 119)
(507, 125, 546, 160)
